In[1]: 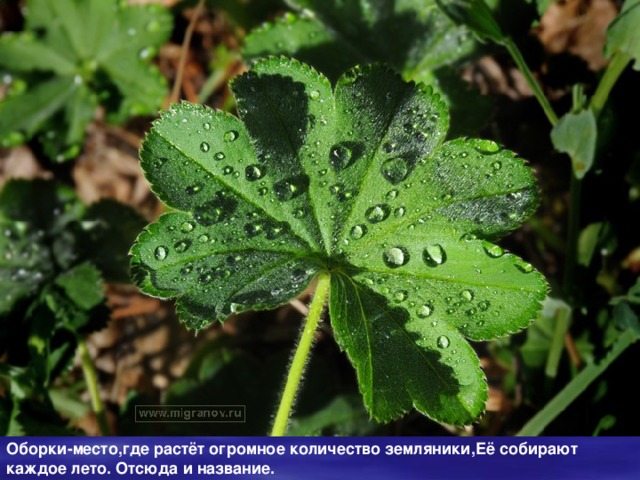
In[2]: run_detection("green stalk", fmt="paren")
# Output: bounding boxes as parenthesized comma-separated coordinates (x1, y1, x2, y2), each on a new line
(590, 52, 631, 118)
(517, 328, 639, 436)
(78, 339, 110, 436)
(545, 306, 571, 380)
(271, 272, 331, 436)
(504, 38, 558, 126)
(562, 173, 582, 301)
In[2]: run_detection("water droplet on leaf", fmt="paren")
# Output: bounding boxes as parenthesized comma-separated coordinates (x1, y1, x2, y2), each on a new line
(460, 289, 474, 302)
(417, 304, 433, 318)
(174, 240, 191, 253)
(437, 335, 450, 349)
(383, 246, 409, 268)
(244, 223, 263, 238)
(245, 164, 265, 181)
(224, 130, 238, 142)
(366, 204, 390, 223)
(482, 241, 504, 258)
(515, 259, 534, 273)
(329, 144, 353, 171)
(154, 246, 167, 260)
(394, 290, 408, 303)
(381, 157, 410, 184)
(423, 244, 446, 267)
(350, 224, 367, 240)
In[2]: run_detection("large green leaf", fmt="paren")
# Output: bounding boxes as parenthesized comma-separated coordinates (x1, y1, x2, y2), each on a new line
(0, 0, 172, 159)
(131, 57, 547, 425)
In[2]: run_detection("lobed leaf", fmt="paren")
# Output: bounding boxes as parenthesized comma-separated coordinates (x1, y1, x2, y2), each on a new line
(132, 57, 547, 424)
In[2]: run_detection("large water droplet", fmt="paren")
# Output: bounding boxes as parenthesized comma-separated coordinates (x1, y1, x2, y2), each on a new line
(437, 335, 450, 349)
(381, 157, 410, 184)
(180, 221, 194, 233)
(274, 178, 300, 201)
(174, 239, 191, 253)
(224, 130, 238, 142)
(386, 189, 399, 200)
(460, 289, 474, 302)
(329, 144, 353, 171)
(245, 164, 265, 181)
(350, 224, 367, 240)
(200, 142, 210, 152)
(194, 204, 223, 226)
(383, 246, 409, 268)
(417, 304, 433, 318)
(394, 206, 406, 218)
(394, 290, 408, 303)
(203, 122, 211, 130)
(515, 259, 534, 273)
(423, 244, 446, 267)
(366, 204, 390, 223)
(482, 241, 504, 258)
(198, 234, 209, 243)
(214, 152, 225, 161)
(154, 246, 168, 260)
(309, 90, 320, 100)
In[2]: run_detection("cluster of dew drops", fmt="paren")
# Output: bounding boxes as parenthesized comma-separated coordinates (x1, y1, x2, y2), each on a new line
(149, 92, 537, 353)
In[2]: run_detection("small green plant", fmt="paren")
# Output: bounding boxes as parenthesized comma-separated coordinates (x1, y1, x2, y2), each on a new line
(130, 56, 547, 432)
(0, 179, 145, 435)
(0, 0, 172, 161)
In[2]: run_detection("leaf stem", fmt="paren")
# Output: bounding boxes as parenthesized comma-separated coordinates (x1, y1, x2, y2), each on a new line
(517, 328, 639, 436)
(271, 272, 331, 436)
(168, 0, 205, 106)
(78, 339, 110, 436)
(562, 173, 582, 301)
(504, 38, 558, 126)
(545, 305, 571, 380)
(590, 52, 631, 119)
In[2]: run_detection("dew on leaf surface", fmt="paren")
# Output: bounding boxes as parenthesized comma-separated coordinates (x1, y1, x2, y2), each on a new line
(381, 157, 410, 184)
(437, 335, 450, 349)
(423, 244, 446, 267)
(383, 246, 409, 268)
(366, 204, 390, 223)
(224, 130, 238, 142)
(154, 246, 168, 261)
